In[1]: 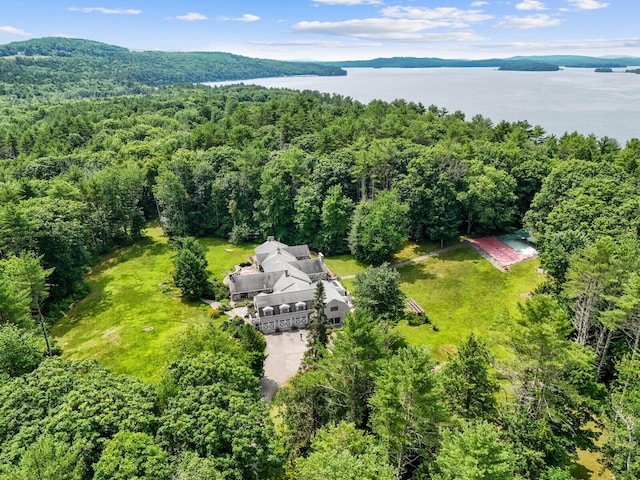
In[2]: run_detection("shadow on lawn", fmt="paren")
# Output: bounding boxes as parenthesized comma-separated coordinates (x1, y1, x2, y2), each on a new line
(438, 246, 484, 263)
(398, 262, 436, 284)
(53, 236, 171, 335)
(52, 273, 115, 336)
(571, 462, 594, 480)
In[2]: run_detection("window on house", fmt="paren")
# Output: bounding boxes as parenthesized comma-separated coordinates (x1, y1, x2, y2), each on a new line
(330, 306, 339, 312)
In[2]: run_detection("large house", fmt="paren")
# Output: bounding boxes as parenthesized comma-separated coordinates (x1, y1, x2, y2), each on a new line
(227, 237, 351, 333)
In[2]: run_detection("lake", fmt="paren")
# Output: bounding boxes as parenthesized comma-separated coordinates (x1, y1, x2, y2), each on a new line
(206, 67, 640, 143)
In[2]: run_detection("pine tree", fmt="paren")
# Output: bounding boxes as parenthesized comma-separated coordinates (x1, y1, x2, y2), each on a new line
(441, 333, 500, 421)
(303, 281, 329, 369)
(172, 237, 213, 300)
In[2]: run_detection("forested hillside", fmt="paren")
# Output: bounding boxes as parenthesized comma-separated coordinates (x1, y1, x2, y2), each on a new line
(321, 54, 640, 69)
(1, 81, 640, 479)
(0, 37, 345, 104)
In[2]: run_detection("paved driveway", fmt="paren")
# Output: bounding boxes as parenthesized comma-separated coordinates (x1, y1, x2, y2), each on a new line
(261, 330, 307, 402)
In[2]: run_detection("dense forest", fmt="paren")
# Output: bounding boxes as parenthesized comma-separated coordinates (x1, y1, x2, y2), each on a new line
(2, 40, 640, 479)
(0, 37, 345, 105)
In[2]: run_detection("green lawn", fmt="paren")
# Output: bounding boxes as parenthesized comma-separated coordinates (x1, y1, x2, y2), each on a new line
(324, 240, 446, 278)
(51, 226, 255, 382)
(396, 246, 543, 360)
(391, 239, 455, 264)
(323, 254, 367, 278)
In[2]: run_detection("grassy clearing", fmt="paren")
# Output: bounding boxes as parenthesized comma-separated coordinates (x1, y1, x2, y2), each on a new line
(396, 246, 543, 361)
(325, 240, 446, 278)
(51, 226, 255, 382)
(323, 254, 367, 278)
(391, 239, 456, 264)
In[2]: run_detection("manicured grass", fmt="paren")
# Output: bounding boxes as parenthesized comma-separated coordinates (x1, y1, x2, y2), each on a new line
(391, 239, 454, 264)
(396, 246, 543, 360)
(200, 237, 257, 279)
(323, 254, 367, 278)
(325, 240, 447, 278)
(51, 226, 255, 382)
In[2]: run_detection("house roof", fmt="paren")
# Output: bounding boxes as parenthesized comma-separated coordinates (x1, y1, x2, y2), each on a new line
(254, 289, 314, 308)
(228, 270, 285, 294)
(289, 258, 327, 276)
(284, 244, 311, 259)
(261, 249, 299, 272)
(273, 269, 312, 292)
(255, 244, 312, 266)
(254, 237, 288, 256)
(323, 279, 348, 304)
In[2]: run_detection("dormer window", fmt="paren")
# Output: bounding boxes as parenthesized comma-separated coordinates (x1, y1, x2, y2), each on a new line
(263, 306, 274, 316)
(295, 301, 306, 311)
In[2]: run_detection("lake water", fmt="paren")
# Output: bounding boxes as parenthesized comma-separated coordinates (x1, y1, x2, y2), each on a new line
(206, 67, 640, 143)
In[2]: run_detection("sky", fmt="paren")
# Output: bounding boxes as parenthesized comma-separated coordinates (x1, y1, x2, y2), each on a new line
(1, 1, 639, 61)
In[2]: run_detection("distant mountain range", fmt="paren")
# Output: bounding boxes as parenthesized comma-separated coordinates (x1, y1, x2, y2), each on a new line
(320, 55, 640, 70)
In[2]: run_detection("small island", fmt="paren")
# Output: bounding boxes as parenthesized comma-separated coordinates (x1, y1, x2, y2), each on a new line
(595, 67, 613, 73)
(626, 68, 640, 74)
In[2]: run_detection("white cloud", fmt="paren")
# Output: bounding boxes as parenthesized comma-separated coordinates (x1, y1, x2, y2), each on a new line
(219, 13, 260, 22)
(495, 14, 561, 29)
(516, 0, 547, 10)
(176, 12, 207, 21)
(0, 25, 31, 37)
(479, 37, 640, 52)
(251, 39, 379, 49)
(294, 19, 483, 41)
(381, 6, 493, 24)
(68, 7, 141, 15)
(294, 6, 491, 41)
(566, 0, 609, 9)
(236, 14, 260, 22)
(471, 1, 489, 5)
(312, 0, 382, 4)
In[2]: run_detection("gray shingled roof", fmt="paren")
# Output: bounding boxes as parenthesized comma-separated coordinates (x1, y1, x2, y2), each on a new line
(228, 271, 285, 294)
(289, 258, 327, 276)
(261, 250, 298, 272)
(254, 289, 314, 308)
(254, 238, 287, 256)
(323, 279, 347, 303)
(273, 271, 312, 292)
(284, 244, 311, 259)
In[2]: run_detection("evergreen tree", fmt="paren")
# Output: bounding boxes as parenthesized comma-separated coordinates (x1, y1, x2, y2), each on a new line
(172, 237, 213, 300)
(303, 281, 329, 369)
(435, 421, 518, 480)
(370, 345, 447, 476)
(441, 334, 500, 421)
(3, 252, 54, 356)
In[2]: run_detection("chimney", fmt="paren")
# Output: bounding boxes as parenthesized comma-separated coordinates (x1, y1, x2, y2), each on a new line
(318, 252, 324, 263)
(267, 235, 274, 242)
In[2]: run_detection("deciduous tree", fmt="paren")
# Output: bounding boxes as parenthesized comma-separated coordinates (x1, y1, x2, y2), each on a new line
(348, 190, 408, 265)
(353, 263, 405, 322)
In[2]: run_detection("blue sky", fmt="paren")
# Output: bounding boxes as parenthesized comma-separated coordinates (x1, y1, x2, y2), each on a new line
(1, 1, 638, 60)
